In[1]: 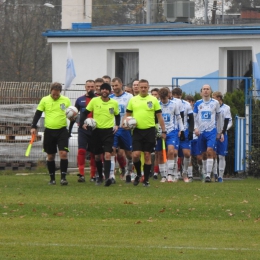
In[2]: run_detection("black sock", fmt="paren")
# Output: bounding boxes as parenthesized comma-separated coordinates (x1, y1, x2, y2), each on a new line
(95, 160, 103, 180)
(47, 161, 55, 180)
(144, 164, 151, 182)
(60, 159, 68, 179)
(134, 161, 142, 177)
(104, 160, 111, 180)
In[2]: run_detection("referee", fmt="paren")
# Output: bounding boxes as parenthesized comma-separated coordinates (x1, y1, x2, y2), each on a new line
(124, 79, 166, 187)
(79, 83, 120, 187)
(31, 82, 72, 185)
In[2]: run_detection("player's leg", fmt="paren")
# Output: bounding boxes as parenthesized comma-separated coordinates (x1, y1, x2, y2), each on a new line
(204, 129, 217, 183)
(57, 128, 70, 185)
(77, 128, 88, 182)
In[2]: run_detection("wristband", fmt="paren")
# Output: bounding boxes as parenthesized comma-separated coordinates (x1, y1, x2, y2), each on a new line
(162, 131, 167, 134)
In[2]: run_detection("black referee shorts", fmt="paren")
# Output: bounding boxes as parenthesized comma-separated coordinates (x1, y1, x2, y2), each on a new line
(132, 127, 156, 153)
(43, 127, 69, 154)
(92, 128, 114, 155)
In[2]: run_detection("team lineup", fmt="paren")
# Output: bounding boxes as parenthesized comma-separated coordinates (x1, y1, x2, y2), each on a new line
(31, 77, 232, 186)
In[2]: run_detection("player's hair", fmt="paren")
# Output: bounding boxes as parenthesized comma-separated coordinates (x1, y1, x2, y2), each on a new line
(185, 95, 195, 102)
(159, 87, 169, 99)
(95, 78, 104, 83)
(111, 77, 122, 84)
(201, 85, 212, 92)
(139, 79, 149, 84)
(151, 88, 159, 93)
(102, 75, 111, 81)
(50, 82, 62, 92)
(172, 87, 182, 96)
(86, 79, 95, 84)
(212, 91, 223, 100)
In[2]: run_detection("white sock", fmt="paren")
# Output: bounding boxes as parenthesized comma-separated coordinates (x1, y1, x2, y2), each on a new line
(159, 163, 167, 178)
(168, 159, 176, 177)
(110, 156, 115, 179)
(212, 159, 218, 175)
(183, 157, 190, 174)
(206, 158, 214, 177)
(218, 155, 226, 178)
(188, 166, 193, 178)
(202, 160, 207, 175)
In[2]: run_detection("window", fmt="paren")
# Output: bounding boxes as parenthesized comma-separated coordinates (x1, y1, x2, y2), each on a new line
(227, 50, 252, 92)
(115, 52, 139, 86)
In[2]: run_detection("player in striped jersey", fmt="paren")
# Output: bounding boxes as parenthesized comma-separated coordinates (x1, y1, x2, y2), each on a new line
(212, 91, 232, 182)
(193, 85, 223, 183)
(110, 77, 133, 183)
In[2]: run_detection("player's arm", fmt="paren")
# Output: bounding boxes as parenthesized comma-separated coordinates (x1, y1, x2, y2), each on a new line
(31, 110, 43, 135)
(187, 113, 194, 140)
(156, 111, 167, 140)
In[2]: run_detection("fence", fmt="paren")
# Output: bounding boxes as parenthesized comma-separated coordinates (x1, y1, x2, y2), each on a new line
(0, 83, 85, 169)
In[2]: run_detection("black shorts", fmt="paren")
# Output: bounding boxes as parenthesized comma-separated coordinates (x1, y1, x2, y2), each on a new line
(43, 127, 69, 154)
(132, 127, 156, 153)
(92, 128, 114, 155)
(78, 127, 94, 153)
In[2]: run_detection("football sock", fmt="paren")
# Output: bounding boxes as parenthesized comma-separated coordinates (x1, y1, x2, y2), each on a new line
(90, 153, 96, 178)
(159, 163, 167, 178)
(110, 156, 115, 179)
(60, 159, 68, 179)
(77, 148, 86, 176)
(218, 155, 226, 178)
(95, 160, 103, 180)
(206, 158, 214, 177)
(117, 154, 126, 169)
(183, 157, 190, 174)
(133, 160, 142, 177)
(143, 164, 151, 182)
(47, 160, 55, 180)
(167, 159, 175, 177)
(104, 160, 111, 180)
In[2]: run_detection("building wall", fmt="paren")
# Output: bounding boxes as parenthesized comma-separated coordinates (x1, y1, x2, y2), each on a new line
(48, 35, 260, 94)
(62, 0, 92, 29)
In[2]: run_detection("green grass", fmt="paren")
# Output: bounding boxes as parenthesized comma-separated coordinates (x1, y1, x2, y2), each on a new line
(1, 174, 260, 259)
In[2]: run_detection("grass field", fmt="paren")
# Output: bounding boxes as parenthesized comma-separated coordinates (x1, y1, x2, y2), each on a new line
(0, 173, 260, 260)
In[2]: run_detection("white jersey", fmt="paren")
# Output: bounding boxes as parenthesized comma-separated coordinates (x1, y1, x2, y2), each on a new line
(160, 100, 183, 133)
(193, 98, 220, 132)
(172, 97, 184, 114)
(110, 92, 133, 126)
(181, 99, 193, 131)
(219, 103, 232, 131)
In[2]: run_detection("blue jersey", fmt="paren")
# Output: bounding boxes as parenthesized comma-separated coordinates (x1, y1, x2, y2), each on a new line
(193, 98, 220, 132)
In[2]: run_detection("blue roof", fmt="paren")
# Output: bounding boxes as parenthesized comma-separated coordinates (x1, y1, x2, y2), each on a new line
(42, 23, 260, 37)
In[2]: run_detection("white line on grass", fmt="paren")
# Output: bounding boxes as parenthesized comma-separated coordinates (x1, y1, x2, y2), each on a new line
(0, 242, 259, 251)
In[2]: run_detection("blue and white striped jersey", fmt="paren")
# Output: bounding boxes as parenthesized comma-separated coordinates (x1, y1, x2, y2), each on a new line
(109, 92, 133, 126)
(193, 98, 220, 132)
(159, 100, 183, 133)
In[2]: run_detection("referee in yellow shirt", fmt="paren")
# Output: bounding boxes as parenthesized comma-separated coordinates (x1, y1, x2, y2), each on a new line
(79, 83, 120, 187)
(31, 82, 72, 185)
(124, 79, 166, 187)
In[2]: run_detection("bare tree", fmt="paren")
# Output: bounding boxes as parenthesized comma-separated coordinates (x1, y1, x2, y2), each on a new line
(0, 0, 61, 82)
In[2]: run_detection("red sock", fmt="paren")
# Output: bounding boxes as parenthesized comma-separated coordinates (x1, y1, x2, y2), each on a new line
(90, 153, 96, 178)
(77, 149, 86, 175)
(117, 155, 126, 169)
(154, 165, 159, 174)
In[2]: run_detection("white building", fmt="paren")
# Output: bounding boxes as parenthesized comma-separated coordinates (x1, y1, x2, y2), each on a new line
(43, 0, 260, 94)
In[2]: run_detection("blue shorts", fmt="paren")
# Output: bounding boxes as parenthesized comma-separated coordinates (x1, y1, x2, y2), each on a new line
(198, 128, 217, 153)
(155, 129, 179, 151)
(191, 139, 201, 156)
(216, 133, 228, 156)
(179, 129, 191, 150)
(113, 127, 132, 151)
